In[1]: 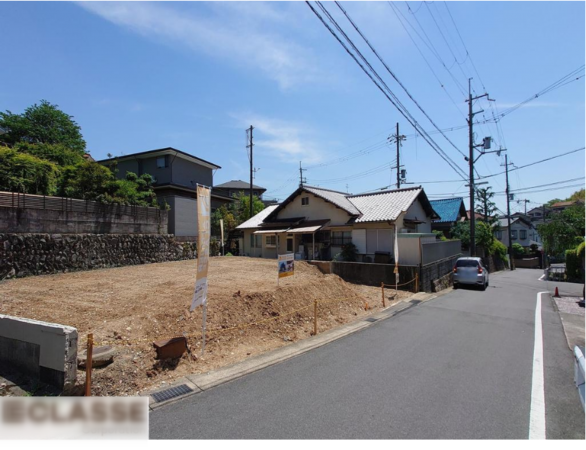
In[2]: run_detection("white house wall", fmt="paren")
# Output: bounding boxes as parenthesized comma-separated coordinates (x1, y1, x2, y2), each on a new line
(276, 192, 352, 225)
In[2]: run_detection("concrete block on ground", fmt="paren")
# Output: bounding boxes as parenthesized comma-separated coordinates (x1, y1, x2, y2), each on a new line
(0, 314, 78, 392)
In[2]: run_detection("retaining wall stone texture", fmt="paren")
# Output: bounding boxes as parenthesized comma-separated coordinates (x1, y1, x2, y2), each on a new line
(0, 233, 196, 280)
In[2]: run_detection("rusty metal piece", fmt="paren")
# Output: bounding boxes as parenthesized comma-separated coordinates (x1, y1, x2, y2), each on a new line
(153, 337, 188, 360)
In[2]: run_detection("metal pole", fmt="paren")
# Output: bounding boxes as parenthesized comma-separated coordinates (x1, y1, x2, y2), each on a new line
(396, 122, 400, 189)
(248, 125, 254, 220)
(468, 79, 476, 257)
(505, 154, 514, 270)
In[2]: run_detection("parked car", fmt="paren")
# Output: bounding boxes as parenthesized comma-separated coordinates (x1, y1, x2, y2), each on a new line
(453, 257, 489, 290)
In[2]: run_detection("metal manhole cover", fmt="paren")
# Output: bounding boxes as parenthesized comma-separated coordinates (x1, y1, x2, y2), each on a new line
(151, 384, 193, 403)
(364, 318, 378, 323)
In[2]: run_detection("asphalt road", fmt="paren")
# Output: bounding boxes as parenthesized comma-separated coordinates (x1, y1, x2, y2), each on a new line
(150, 269, 584, 439)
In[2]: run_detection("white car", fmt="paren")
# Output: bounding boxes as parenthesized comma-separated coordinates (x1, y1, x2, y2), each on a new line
(453, 257, 489, 290)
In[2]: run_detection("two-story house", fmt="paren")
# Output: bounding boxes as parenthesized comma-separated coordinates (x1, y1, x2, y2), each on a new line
(495, 216, 541, 249)
(214, 180, 266, 199)
(99, 147, 230, 240)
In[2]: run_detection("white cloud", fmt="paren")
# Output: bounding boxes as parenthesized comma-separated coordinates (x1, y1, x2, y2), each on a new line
(78, 1, 325, 90)
(230, 112, 328, 165)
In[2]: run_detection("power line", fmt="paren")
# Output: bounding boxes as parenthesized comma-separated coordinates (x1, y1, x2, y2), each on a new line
(495, 65, 585, 119)
(494, 177, 585, 194)
(335, 1, 467, 159)
(306, 1, 468, 183)
(478, 147, 585, 179)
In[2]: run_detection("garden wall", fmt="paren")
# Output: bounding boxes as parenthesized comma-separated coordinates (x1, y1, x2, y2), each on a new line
(0, 233, 196, 280)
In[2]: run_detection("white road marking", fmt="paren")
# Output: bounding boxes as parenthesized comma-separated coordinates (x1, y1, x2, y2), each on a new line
(529, 292, 547, 439)
(538, 274, 545, 281)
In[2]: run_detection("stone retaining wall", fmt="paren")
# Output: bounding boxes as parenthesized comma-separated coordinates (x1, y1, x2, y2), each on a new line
(0, 233, 196, 280)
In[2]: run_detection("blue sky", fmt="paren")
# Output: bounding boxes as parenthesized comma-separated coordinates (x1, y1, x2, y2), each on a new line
(1, 1, 584, 214)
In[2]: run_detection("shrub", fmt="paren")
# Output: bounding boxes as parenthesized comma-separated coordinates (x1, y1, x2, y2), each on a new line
(0, 146, 59, 195)
(340, 242, 358, 262)
(489, 239, 508, 260)
(577, 241, 585, 260)
(512, 243, 525, 257)
(225, 252, 233, 257)
(565, 249, 582, 281)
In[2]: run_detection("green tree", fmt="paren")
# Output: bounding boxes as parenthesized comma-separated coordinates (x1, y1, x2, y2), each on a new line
(450, 221, 495, 255)
(211, 204, 237, 238)
(0, 146, 59, 195)
(0, 100, 86, 154)
(567, 189, 585, 202)
(475, 187, 498, 227)
(231, 191, 265, 224)
(512, 243, 526, 257)
(14, 142, 84, 167)
(537, 204, 585, 256)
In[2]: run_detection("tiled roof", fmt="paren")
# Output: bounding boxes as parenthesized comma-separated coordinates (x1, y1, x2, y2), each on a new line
(303, 186, 361, 216)
(236, 205, 279, 229)
(215, 180, 266, 190)
(348, 187, 423, 223)
(430, 198, 464, 223)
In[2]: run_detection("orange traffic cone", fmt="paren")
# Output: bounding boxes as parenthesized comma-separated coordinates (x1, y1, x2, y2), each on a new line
(554, 287, 560, 297)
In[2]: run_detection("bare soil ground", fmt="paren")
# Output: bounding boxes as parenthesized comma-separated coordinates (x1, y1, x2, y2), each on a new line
(0, 257, 413, 396)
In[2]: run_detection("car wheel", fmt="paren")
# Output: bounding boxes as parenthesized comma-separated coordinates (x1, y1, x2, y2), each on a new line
(481, 281, 487, 291)
(453, 283, 458, 289)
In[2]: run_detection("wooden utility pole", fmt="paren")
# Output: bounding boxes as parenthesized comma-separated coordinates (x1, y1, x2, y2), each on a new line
(247, 126, 254, 219)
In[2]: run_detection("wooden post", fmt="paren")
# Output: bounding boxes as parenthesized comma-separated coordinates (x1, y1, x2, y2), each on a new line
(85, 333, 93, 397)
(381, 282, 386, 307)
(313, 300, 318, 335)
(415, 273, 419, 293)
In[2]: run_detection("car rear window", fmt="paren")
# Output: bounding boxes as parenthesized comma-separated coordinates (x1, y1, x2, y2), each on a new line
(456, 260, 479, 268)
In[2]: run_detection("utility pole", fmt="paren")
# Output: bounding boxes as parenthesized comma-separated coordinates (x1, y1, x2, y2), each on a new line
(299, 161, 306, 187)
(246, 126, 254, 219)
(503, 154, 515, 270)
(388, 123, 406, 189)
(466, 78, 495, 256)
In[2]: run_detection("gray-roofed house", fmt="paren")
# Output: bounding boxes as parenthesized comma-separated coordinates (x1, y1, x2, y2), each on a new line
(99, 147, 231, 240)
(214, 180, 267, 199)
(236, 185, 461, 265)
(494, 216, 542, 249)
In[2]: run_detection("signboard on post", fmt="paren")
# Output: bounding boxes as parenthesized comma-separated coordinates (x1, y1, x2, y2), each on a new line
(220, 219, 225, 256)
(278, 253, 295, 280)
(191, 185, 211, 311)
(394, 226, 400, 286)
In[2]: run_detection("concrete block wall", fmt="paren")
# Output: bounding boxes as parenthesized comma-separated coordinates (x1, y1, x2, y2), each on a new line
(0, 315, 78, 391)
(0, 233, 196, 279)
(0, 206, 168, 235)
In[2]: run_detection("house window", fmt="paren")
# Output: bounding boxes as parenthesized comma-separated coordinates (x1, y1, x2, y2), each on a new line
(301, 197, 309, 206)
(331, 231, 352, 246)
(156, 156, 168, 169)
(265, 235, 277, 247)
(520, 230, 527, 240)
(511, 230, 518, 240)
(287, 237, 293, 252)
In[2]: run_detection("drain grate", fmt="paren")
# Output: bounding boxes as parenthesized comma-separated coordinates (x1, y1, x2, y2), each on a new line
(364, 317, 379, 323)
(151, 384, 193, 403)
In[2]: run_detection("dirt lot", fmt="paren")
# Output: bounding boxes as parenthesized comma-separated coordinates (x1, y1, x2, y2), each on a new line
(0, 257, 413, 396)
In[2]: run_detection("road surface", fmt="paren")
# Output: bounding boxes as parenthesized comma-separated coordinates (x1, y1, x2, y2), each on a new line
(150, 269, 584, 439)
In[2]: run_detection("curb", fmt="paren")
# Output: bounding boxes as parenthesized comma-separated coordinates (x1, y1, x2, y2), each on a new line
(146, 290, 443, 410)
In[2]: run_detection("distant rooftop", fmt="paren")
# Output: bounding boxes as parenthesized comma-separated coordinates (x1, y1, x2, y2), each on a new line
(430, 198, 466, 223)
(97, 147, 221, 170)
(215, 180, 266, 191)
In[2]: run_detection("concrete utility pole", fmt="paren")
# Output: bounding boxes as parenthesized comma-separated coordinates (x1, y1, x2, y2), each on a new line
(466, 78, 495, 256)
(247, 126, 254, 219)
(299, 161, 306, 187)
(504, 154, 515, 270)
(388, 123, 407, 189)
